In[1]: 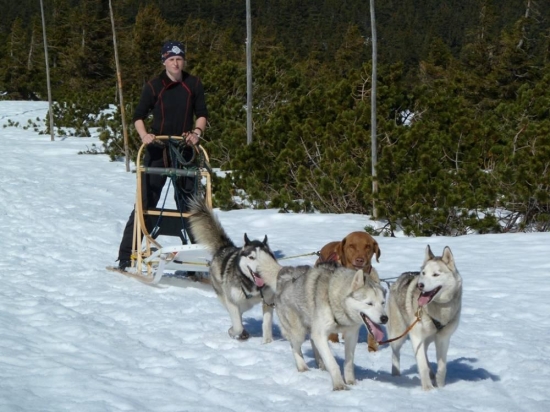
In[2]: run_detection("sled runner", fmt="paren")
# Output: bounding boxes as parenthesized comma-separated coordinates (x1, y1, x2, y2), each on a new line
(111, 135, 212, 286)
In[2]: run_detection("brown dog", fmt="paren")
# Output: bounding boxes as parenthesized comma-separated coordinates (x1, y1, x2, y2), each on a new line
(316, 231, 382, 351)
(316, 231, 381, 282)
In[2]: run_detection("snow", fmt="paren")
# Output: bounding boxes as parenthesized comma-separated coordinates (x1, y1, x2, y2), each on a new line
(1, 101, 549, 411)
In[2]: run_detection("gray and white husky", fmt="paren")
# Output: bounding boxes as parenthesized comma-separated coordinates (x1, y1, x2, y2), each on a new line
(258, 261, 388, 391)
(387, 245, 462, 390)
(187, 197, 277, 343)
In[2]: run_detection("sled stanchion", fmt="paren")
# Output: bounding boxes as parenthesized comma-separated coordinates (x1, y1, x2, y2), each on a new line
(115, 136, 213, 286)
(152, 255, 167, 284)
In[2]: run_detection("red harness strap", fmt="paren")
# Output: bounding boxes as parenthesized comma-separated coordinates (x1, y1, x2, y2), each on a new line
(325, 252, 340, 263)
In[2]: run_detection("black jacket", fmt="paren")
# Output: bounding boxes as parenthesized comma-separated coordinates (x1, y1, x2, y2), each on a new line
(132, 70, 208, 136)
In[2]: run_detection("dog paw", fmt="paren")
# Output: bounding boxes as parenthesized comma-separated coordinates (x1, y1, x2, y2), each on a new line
(262, 337, 273, 344)
(333, 383, 349, 391)
(296, 359, 309, 372)
(435, 375, 446, 388)
(228, 328, 249, 340)
(421, 383, 435, 391)
(237, 330, 250, 340)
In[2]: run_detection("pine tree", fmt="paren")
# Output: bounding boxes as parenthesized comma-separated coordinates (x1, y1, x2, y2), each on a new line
(2, 18, 32, 99)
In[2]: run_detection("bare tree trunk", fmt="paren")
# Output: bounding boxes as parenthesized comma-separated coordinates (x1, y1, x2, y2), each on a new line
(40, 0, 54, 141)
(109, 0, 130, 172)
(246, 0, 253, 145)
(28, 30, 34, 70)
(370, 0, 378, 218)
(517, 0, 532, 49)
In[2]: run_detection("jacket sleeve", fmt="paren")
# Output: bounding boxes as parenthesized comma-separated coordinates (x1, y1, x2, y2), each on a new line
(193, 78, 208, 119)
(132, 82, 156, 123)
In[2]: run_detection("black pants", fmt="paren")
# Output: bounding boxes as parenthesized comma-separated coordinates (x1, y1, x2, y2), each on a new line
(117, 144, 196, 262)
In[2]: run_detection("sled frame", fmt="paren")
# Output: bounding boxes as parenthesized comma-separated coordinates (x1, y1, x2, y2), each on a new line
(129, 136, 212, 284)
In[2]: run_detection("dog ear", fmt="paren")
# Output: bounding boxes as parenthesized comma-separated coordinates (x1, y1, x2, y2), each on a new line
(262, 235, 268, 246)
(351, 269, 365, 290)
(373, 240, 381, 263)
(326, 252, 339, 262)
(441, 246, 456, 270)
(336, 237, 346, 264)
(244, 233, 251, 245)
(424, 244, 435, 264)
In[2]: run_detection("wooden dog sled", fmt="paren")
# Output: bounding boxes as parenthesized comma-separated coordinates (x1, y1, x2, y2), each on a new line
(109, 136, 212, 287)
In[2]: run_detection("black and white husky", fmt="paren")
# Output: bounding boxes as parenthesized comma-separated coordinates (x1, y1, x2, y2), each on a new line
(187, 197, 277, 342)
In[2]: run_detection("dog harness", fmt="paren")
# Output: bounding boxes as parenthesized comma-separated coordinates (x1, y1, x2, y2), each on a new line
(429, 316, 445, 331)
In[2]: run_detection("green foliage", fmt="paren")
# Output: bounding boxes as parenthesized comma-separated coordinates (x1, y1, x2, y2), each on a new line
(490, 70, 550, 232)
(1, 0, 549, 234)
(78, 143, 104, 155)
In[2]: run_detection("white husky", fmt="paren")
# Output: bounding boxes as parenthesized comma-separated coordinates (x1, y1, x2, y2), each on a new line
(387, 245, 462, 390)
(256, 261, 388, 391)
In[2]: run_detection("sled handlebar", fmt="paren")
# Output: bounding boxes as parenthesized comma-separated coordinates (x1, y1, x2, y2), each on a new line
(141, 167, 200, 177)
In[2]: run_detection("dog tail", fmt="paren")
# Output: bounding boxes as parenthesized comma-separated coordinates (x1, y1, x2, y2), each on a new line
(187, 196, 236, 252)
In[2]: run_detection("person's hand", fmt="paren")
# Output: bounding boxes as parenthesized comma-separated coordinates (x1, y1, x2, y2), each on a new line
(140, 133, 155, 145)
(185, 131, 200, 146)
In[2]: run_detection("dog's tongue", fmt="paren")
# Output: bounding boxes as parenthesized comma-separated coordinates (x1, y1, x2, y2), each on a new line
(366, 318, 385, 342)
(418, 293, 431, 307)
(253, 274, 265, 288)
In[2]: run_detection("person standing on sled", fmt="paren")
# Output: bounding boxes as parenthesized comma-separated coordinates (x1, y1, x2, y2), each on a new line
(116, 40, 208, 271)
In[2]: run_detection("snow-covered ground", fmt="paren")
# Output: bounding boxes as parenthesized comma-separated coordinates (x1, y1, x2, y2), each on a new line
(0, 101, 549, 411)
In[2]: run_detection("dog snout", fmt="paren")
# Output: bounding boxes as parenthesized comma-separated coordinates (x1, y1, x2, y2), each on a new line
(380, 315, 388, 324)
(353, 257, 365, 266)
(418, 282, 424, 290)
